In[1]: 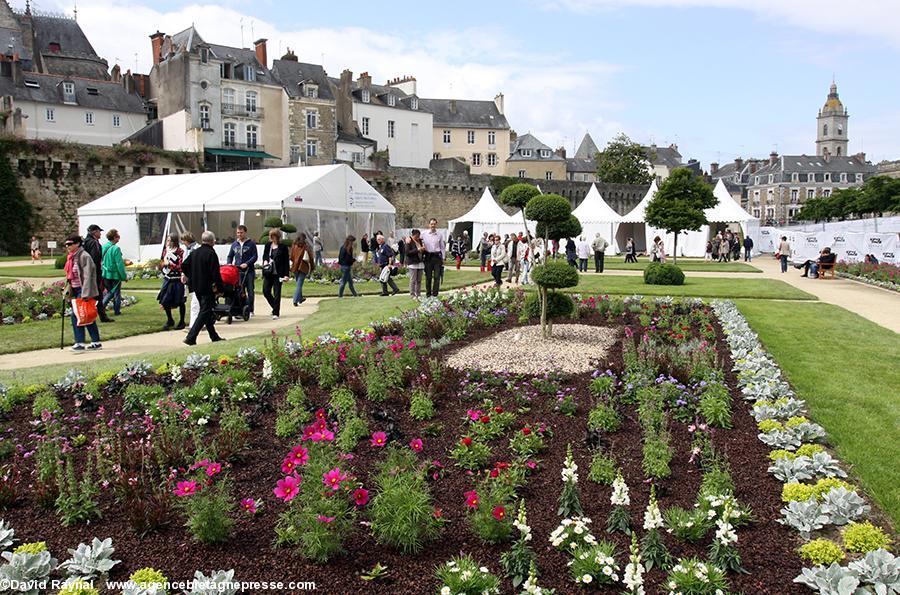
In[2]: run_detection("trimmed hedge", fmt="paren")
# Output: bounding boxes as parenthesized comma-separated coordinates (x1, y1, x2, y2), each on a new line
(531, 260, 579, 289)
(643, 262, 685, 286)
(522, 291, 574, 320)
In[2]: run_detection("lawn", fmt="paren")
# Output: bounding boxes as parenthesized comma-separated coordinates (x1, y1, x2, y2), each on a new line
(0, 296, 416, 386)
(459, 258, 760, 273)
(737, 299, 900, 527)
(0, 278, 14, 285)
(559, 274, 816, 300)
(0, 263, 64, 278)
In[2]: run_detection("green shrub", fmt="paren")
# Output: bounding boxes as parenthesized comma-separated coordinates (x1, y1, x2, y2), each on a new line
(449, 437, 492, 470)
(329, 386, 357, 420)
(698, 383, 732, 428)
(521, 290, 574, 320)
(55, 456, 100, 526)
(643, 262, 685, 286)
(336, 414, 369, 452)
(123, 384, 165, 413)
(665, 558, 728, 594)
(798, 539, 845, 565)
(842, 521, 892, 553)
(183, 481, 234, 544)
(31, 392, 60, 418)
(128, 568, 168, 594)
(369, 451, 440, 553)
(365, 368, 388, 403)
(275, 402, 310, 440)
(286, 385, 307, 408)
(642, 434, 673, 479)
(530, 260, 579, 289)
(782, 482, 816, 503)
(587, 401, 621, 432)
(55, 255, 67, 269)
(588, 451, 618, 485)
(409, 387, 435, 421)
(524, 193, 571, 224)
(664, 507, 711, 542)
(588, 375, 615, 398)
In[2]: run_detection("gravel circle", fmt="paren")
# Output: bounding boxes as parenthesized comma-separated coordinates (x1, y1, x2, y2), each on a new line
(446, 323, 619, 374)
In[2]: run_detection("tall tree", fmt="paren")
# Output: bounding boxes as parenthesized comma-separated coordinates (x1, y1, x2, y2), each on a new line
(499, 182, 540, 238)
(595, 133, 654, 185)
(644, 168, 716, 263)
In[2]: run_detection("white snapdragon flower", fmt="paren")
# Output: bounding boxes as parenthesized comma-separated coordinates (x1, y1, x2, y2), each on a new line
(643, 496, 663, 530)
(611, 473, 630, 506)
(262, 358, 273, 380)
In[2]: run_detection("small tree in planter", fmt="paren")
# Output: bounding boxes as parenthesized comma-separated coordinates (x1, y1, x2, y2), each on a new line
(499, 183, 540, 237)
(644, 168, 716, 264)
(261, 216, 297, 242)
(525, 194, 581, 338)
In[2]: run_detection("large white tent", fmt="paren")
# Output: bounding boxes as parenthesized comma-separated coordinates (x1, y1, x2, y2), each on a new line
(78, 164, 395, 262)
(615, 179, 658, 253)
(448, 187, 516, 241)
(573, 184, 621, 255)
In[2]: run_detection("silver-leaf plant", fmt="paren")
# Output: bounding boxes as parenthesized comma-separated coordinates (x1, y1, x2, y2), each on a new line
(59, 537, 121, 579)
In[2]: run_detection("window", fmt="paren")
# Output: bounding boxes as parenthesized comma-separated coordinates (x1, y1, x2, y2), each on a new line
(807, 173, 815, 183)
(361, 89, 370, 103)
(246, 124, 258, 148)
(220, 63, 232, 79)
(755, 176, 759, 185)
(753, 190, 760, 202)
(766, 206, 775, 218)
(410, 97, 418, 110)
(200, 48, 209, 64)
(824, 172, 831, 182)
(540, 149, 551, 158)
(487, 153, 497, 167)
(245, 91, 258, 113)
(521, 149, 532, 157)
(223, 88, 235, 106)
(45, 108, 55, 122)
(752, 208, 760, 218)
(84, 112, 94, 125)
(768, 174, 774, 184)
(840, 173, 847, 183)
(822, 189, 831, 198)
(432, 153, 441, 161)
(244, 65, 256, 82)
(807, 189, 815, 199)
(387, 94, 396, 107)
(290, 145, 300, 165)
(387, 120, 395, 138)
(823, 124, 828, 136)
(856, 173, 863, 183)
(352, 152, 363, 164)
(62, 81, 76, 103)
(836, 147, 842, 156)
(112, 114, 121, 127)
(790, 189, 799, 203)
(467, 130, 475, 144)
(24, 79, 39, 88)
(49, 42, 60, 53)
(545, 171, 553, 180)
(199, 104, 210, 129)
(837, 124, 843, 136)
(442, 130, 451, 144)
(306, 110, 317, 129)
(471, 153, 481, 166)
(305, 84, 318, 99)
(791, 172, 798, 182)
(306, 139, 318, 158)
(518, 170, 526, 178)
(223, 122, 236, 146)
(488, 131, 496, 146)
(361, 117, 370, 136)
(200, 80, 208, 90)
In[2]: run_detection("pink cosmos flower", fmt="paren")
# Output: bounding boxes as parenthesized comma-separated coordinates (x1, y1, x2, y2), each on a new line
(289, 445, 309, 466)
(281, 457, 298, 475)
(240, 498, 258, 514)
(274, 475, 301, 502)
(323, 467, 347, 491)
(317, 515, 335, 523)
(353, 488, 369, 506)
(464, 490, 479, 509)
(467, 409, 483, 421)
(205, 462, 222, 477)
(173, 480, 200, 497)
(409, 438, 423, 452)
(492, 506, 506, 521)
(525, 461, 537, 470)
(370, 431, 387, 448)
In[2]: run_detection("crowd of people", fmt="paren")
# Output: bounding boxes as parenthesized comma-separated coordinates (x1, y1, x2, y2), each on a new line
(704, 230, 754, 263)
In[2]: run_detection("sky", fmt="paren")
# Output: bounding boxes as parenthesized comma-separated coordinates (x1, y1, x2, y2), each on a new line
(14, 0, 900, 168)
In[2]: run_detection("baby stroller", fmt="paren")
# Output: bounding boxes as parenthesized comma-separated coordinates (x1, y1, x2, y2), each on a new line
(215, 264, 251, 324)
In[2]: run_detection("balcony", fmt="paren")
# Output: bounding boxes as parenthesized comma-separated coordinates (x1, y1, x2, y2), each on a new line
(221, 103, 264, 118)
(219, 141, 266, 153)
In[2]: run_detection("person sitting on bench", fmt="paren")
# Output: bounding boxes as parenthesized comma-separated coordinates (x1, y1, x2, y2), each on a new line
(802, 247, 836, 278)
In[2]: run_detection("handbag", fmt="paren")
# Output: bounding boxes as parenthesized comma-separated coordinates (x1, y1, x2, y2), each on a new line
(72, 297, 98, 327)
(774, 252, 781, 260)
(261, 261, 275, 277)
(389, 266, 399, 277)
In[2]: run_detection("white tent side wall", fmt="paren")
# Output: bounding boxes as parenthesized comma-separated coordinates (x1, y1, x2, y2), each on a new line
(573, 185, 622, 255)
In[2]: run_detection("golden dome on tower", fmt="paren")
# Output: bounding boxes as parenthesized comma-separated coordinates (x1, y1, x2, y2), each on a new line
(821, 82, 845, 115)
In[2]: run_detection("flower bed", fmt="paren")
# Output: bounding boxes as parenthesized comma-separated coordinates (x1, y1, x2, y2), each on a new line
(0, 281, 138, 325)
(0, 292, 894, 593)
(835, 261, 900, 293)
(307, 261, 409, 284)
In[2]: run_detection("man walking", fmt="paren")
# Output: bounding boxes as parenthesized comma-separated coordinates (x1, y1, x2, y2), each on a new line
(83, 224, 114, 323)
(313, 232, 324, 267)
(374, 234, 400, 296)
(183, 231, 225, 345)
(422, 218, 445, 297)
(506, 233, 521, 283)
(743, 235, 754, 262)
(226, 225, 257, 315)
(591, 233, 609, 273)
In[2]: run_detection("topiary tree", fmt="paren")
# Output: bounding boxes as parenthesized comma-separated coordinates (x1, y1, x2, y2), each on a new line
(261, 215, 296, 242)
(524, 193, 580, 338)
(499, 183, 540, 238)
(644, 167, 716, 263)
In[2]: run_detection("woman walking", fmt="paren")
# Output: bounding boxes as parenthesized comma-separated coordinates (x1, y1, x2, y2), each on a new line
(181, 232, 200, 329)
(489, 235, 508, 286)
(262, 229, 290, 319)
(625, 238, 637, 263)
(101, 229, 127, 316)
(360, 233, 370, 263)
(406, 229, 426, 298)
(290, 233, 314, 306)
(477, 233, 491, 273)
(451, 235, 464, 270)
(519, 235, 531, 285)
(658, 237, 667, 263)
(158, 234, 186, 330)
(64, 235, 101, 351)
(338, 235, 359, 297)
(777, 236, 791, 273)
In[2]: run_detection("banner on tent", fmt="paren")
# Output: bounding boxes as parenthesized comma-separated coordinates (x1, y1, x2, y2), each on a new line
(348, 185, 380, 209)
(757, 227, 778, 253)
(865, 233, 898, 264)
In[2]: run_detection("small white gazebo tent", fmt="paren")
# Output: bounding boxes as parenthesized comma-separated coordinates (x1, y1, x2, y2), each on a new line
(448, 187, 515, 242)
(77, 164, 395, 262)
(615, 179, 657, 253)
(573, 184, 622, 255)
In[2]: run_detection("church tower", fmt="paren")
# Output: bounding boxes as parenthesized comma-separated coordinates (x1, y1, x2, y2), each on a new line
(816, 81, 849, 160)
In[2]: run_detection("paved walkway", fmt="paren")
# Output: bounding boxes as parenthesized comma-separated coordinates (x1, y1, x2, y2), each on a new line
(0, 297, 325, 371)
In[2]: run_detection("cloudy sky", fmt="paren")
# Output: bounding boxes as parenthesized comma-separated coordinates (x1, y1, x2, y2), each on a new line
(15, 0, 900, 167)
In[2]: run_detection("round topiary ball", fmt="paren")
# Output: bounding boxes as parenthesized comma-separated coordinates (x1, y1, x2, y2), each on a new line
(531, 260, 580, 289)
(263, 216, 284, 228)
(536, 214, 583, 241)
(499, 183, 541, 209)
(643, 262, 685, 286)
(280, 223, 297, 233)
(522, 290, 574, 320)
(525, 194, 571, 224)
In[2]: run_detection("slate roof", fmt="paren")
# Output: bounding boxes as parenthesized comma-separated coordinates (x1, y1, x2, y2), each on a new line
(270, 60, 335, 100)
(566, 157, 596, 173)
(23, 14, 109, 79)
(162, 26, 278, 86)
(416, 98, 508, 129)
(507, 133, 565, 162)
(643, 145, 682, 168)
(748, 154, 875, 185)
(0, 73, 146, 113)
(0, 25, 29, 60)
(574, 133, 599, 159)
(337, 130, 376, 146)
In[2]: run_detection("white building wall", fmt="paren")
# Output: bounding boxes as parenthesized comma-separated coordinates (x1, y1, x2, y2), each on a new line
(352, 102, 432, 168)
(17, 100, 145, 146)
(161, 110, 203, 152)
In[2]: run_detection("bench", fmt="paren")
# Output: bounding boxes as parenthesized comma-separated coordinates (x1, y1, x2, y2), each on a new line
(817, 262, 836, 279)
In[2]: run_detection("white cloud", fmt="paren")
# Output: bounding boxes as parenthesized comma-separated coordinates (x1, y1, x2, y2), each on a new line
(12, 0, 625, 151)
(535, 0, 900, 48)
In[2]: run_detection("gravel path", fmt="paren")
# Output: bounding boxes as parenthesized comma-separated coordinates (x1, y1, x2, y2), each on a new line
(446, 323, 619, 374)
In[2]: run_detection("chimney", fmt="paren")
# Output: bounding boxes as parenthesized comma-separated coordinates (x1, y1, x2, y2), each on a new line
(358, 71, 371, 90)
(281, 47, 298, 62)
(734, 157, 744, 172)
(556, 147, 566, 159)
(386, 75, 416, 95)
(669, 143, 678, 152)
(150, 31, 165, 66)
(337, 69, 354, 134)
(11, 54, 22, 87)
(769, 150, 778, 166)
(449, 99, 456, 114)
(123, 71, 135, 95)
(710, 162, 719, 174)
(254, 38, 268, 68)
(749, 162, 758, 174)
(110, 64, 121, 84)
(854, 151, 866, 163)
(510, 130, 518, 143)
(494, 92, 504, 115)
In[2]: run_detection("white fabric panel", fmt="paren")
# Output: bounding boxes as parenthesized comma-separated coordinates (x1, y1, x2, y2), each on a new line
(756, 227, 780, 253)
(865, 233, 899, 264)
(782, 216, 900, 235)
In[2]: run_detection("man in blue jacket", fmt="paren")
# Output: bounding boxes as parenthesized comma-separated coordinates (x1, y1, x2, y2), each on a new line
(226, 225, 258, 315)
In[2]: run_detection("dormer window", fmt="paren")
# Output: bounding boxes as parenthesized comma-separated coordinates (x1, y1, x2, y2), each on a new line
(361, 89, 370, 103)
(220, 63, 232, 79)
(305, 83, 318, 99)
(244, 65, 256, 81)
(521, 149, 532, 157)
(200, 48, 209, 64)
(24, 79, 40, 89)
(540, 149, 550, 158)
(62, 81, 76, 103)
(410, 97, 418, 110)
(387, 94, 396, 107)
(86, 87, 99, 96)
(48, 42, 61, 53)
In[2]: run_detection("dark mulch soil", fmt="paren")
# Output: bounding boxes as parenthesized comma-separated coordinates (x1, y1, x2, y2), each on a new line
(5, 309, 806, 595)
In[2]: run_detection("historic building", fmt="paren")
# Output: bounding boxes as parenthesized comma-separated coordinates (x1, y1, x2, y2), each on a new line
(566, 133, 599, 182)
(418, 94, 510, 175)
(506, 132, 567, 181)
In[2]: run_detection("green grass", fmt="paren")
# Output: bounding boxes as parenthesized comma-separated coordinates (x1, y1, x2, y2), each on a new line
(0, 255, 32, 262)
(0, 278, 15, 285)
(737, 299, 900, 527)
(0, 296, 166, 355)
(0, 296, 415, 386)
(0, 264, 63, 278)
(557, 275, 816, 300)
(460, 257, 759, 273)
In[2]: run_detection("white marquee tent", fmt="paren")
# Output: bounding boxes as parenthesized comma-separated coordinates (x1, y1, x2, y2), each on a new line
(615, 179, 658, 253)
(77, 164, 395, 262)
(573, 184, 621, 255)
(448, 187, 516, 241)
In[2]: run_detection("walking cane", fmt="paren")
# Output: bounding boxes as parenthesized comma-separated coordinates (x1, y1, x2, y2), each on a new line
(60, 281, 68, 349)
